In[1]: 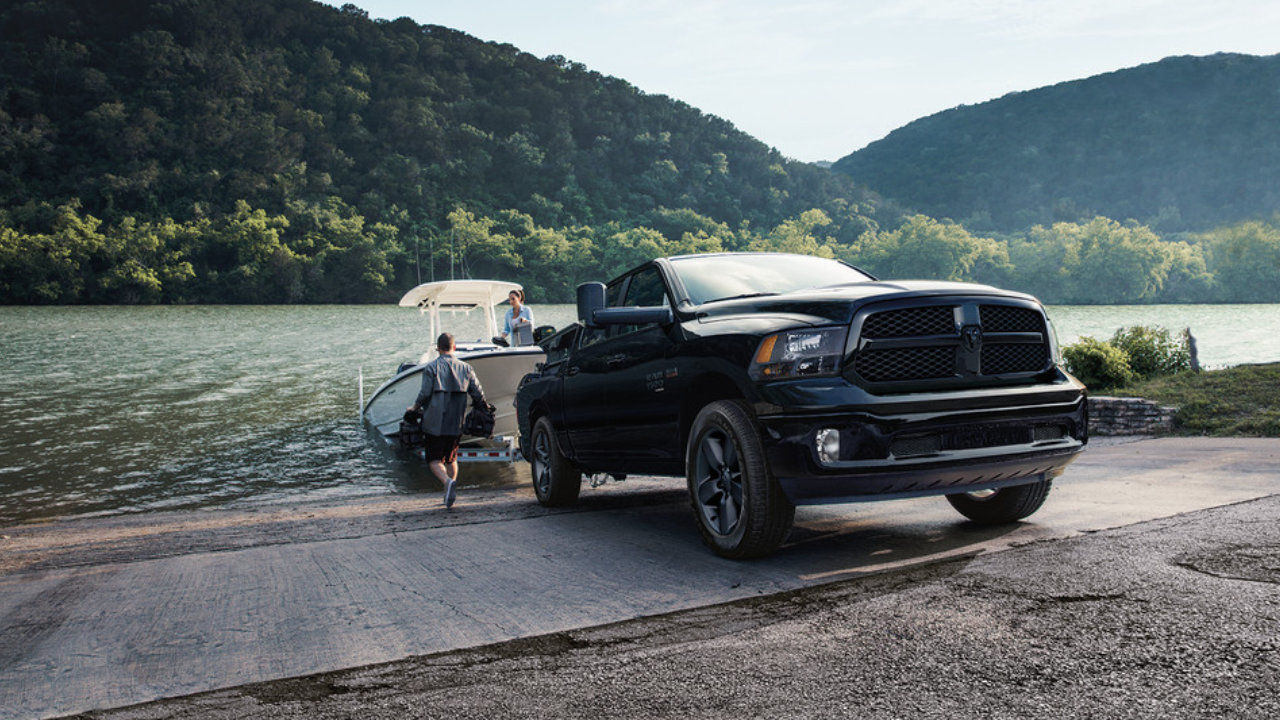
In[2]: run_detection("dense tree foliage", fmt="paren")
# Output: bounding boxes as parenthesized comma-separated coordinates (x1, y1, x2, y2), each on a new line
(0, 0, 893, 303)
(3, 2, 1277, 305)
(1197, 220, 1280, 303)
(7, 198, 1277, 305)
(847, 214, 1009, 285)
(832, 53, 1280, 233)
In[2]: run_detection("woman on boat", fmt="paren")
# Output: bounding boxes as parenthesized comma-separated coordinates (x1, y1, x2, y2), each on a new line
(500, 289, 534, 346)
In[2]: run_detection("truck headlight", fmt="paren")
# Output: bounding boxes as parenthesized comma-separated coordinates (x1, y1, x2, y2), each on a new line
(750, 326, 847, 380)
(1045, 316, 1063, 366)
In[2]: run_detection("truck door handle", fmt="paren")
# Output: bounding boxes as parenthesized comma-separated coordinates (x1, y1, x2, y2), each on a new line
(565, 366, 580, 376)
(606, 354, 627, 366)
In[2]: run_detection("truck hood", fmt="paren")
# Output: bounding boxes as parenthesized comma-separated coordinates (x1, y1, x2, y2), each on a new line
(694, 280, 1036, 326)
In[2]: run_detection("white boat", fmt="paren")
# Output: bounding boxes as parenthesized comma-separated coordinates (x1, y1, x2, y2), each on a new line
(361, 280, 546, 448)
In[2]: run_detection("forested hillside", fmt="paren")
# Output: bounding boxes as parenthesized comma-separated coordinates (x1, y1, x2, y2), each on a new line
(0, 0, 890, 303)
(4, 2, 1277, 306)
(832, 53, 1280, 233)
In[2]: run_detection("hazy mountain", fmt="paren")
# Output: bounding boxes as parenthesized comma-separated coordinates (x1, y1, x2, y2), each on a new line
(832, 53, 1280, 232)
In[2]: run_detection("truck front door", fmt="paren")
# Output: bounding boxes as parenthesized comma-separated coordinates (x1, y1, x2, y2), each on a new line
(605, 265, 684, 472)
(560, 278, 626, 466)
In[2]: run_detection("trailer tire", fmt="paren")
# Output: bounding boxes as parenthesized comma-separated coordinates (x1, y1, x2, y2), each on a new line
(530, 416, 581, 506)
(686, 400, 794, 558)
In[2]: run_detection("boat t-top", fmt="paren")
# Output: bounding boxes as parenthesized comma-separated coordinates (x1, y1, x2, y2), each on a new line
(361, 280, 547, 455)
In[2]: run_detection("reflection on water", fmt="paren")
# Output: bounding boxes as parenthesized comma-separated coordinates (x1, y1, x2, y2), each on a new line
(1, 302, 1277, 524)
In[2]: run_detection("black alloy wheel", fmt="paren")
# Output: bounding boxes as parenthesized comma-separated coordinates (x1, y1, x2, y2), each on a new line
(694, 428, 744, 536)
(686, 400, 794, 558)
(530, 416, 581, 506)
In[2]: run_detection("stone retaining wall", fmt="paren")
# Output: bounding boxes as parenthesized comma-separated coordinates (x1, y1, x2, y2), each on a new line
(1088, 396, 1176, 436)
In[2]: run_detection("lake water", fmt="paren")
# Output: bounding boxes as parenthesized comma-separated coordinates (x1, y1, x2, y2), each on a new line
(2, 303, 1277, 525)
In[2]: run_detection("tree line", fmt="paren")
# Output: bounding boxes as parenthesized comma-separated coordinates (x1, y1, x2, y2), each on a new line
(5, 201, 1278, 305)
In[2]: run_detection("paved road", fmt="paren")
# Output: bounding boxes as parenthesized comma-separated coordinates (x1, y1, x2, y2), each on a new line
(100, 491, 1280, 720)
(1, 437, 1278, 719)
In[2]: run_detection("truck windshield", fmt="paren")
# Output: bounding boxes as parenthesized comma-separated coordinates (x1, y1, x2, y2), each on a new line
(670, 254, 873, 305)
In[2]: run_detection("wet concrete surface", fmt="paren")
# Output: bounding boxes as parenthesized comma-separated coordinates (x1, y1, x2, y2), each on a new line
(2, 437, 1279, 719)
(93, 492, 1280, 720)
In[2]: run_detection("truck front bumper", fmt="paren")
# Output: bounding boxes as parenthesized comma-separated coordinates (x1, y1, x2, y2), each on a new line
(756, 380, 1087, 505)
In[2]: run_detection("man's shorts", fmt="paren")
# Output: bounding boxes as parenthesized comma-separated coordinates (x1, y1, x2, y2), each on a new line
(424, 434, 461, 463)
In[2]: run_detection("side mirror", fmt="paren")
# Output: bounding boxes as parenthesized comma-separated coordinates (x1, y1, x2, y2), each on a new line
(593, 306, 674, 326)
(577, 282, 606, 328)
(576, 281, 674, 328)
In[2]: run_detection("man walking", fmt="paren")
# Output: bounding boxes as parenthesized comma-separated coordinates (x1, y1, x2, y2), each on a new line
(407, 333, 487, 508)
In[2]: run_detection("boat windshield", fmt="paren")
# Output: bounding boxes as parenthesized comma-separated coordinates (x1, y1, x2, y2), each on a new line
(670, 254, 873, 305)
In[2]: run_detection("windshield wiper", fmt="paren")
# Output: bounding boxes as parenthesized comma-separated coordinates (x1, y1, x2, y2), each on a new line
(704, 292, 779, 303)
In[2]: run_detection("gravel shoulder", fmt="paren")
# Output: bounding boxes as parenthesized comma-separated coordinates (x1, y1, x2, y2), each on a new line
(80, 492, 1280, 720)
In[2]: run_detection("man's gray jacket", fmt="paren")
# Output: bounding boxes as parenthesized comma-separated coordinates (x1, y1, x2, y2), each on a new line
(415, 354, 486, 437)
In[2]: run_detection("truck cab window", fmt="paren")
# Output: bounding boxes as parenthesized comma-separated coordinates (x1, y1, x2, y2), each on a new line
(624, 267, 670, 308)
(616, 266, 671, 336)
(544, 326, 580, 365)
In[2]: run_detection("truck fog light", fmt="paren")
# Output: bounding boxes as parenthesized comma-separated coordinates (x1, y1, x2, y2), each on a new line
(815, 428, 841, 465)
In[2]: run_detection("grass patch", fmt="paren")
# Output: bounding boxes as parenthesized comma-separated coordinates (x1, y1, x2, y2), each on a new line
(1108, 362, 1280, 437)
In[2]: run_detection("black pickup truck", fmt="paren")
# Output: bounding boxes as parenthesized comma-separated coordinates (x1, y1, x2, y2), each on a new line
(516, 252, 1087, 557)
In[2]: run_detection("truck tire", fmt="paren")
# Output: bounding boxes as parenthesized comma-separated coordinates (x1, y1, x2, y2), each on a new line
(530, 416, 581, 507)
(946, 478, 1052, 524)
(686, 400, 794, 558)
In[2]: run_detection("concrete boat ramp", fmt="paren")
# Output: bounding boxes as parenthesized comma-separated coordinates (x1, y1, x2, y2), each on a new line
(2, 437, 1279, 719)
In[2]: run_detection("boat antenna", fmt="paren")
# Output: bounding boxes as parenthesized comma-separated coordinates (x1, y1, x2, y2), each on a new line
(414, 231, 421, 284)
(450, 227, 455, 281)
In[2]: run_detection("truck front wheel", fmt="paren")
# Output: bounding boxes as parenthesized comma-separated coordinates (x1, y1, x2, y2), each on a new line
(946, 478, 1052, 524)
(530, 416, 581, 506)
(686, 400, 794, 558)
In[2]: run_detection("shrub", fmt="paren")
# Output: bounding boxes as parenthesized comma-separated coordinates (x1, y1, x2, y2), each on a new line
(1109, 325, 1192, 380)
(1063, 336, 1135, 390)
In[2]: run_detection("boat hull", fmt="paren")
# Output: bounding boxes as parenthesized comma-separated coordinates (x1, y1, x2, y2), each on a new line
(363, 347, 544, 443)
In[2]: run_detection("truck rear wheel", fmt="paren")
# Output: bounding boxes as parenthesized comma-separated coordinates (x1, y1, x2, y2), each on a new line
(686, 400, 794, 558)
(946, 478, 1052, 524)
(530, 416, 581, 506)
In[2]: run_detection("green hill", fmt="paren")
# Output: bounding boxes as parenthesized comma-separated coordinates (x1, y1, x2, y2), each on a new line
(0, 0, 891, 303)
(832, 53, 1280, 232)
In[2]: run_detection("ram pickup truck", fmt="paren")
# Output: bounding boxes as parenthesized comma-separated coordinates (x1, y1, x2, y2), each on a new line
(516, 252, 1087, 558)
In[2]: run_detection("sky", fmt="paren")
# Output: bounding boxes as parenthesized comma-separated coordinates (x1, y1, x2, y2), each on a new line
(323, 0, 1280, 162)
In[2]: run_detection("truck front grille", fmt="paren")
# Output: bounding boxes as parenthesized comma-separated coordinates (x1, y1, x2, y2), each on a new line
(848, 299, 1052, 389)
(861, 305, 955, 338)
(979, 304, 1042, 332)
(855, 346, 956, 382)
(981, 342, 1048, 375)
(889, 422, 1066, 458)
